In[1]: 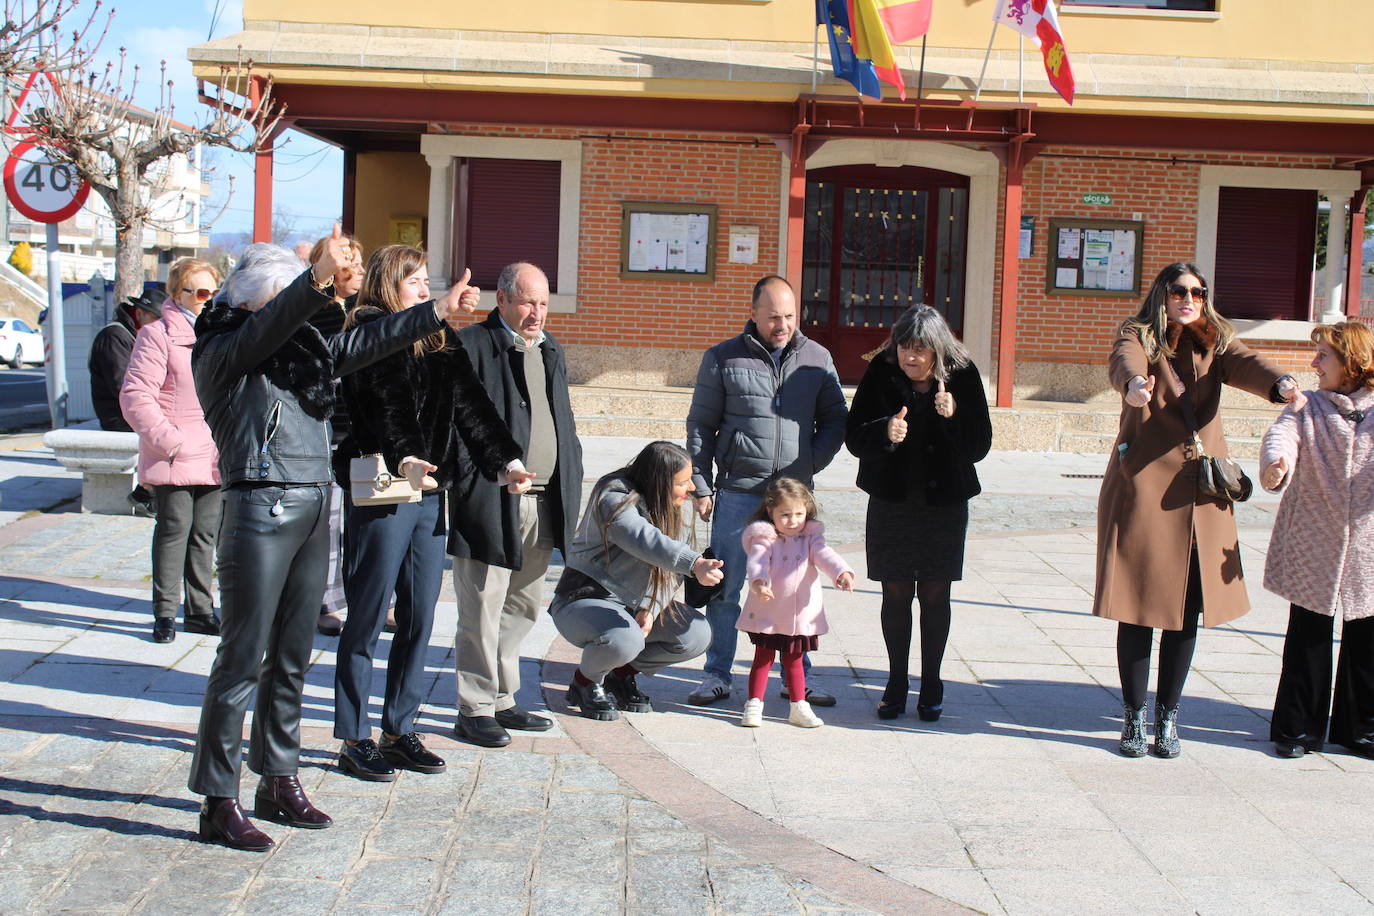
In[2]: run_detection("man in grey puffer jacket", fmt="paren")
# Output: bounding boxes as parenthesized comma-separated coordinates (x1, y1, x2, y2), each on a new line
(685, 275, 848, 706)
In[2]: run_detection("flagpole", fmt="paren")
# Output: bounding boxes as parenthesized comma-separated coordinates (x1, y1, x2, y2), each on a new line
(917, 35, 927, 102)
(973, 18, 999, 103)
(1018, 35, 1024, 103)
(812, 20, 820, 93)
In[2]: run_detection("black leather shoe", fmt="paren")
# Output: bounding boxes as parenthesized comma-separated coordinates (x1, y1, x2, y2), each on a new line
(199, 796, 273, 851)
(317, 611, 343, 637)
(567, 678, 619, 721)
(780, 686, 836, 707)
(917, 704, 943, 722)
(152, 618, 175, 643)
(604, 672, 653, 713)
(183, 613, 222, 636)
(1275, 740, 1308, 759)
(380, 732, 446, 772)
(453, 715, 512, 748)
(1344, 736, 1374, 760)
(337, 739, 397, 781)
(254, 775, 332, 828)
(494, 705, 553, 732)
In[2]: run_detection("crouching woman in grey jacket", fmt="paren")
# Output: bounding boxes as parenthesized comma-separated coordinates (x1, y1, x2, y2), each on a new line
(552, 441, 724, 720)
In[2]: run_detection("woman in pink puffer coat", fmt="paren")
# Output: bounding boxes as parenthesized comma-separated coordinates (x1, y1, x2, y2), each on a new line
(120, 258, 223, 644)
(1259, 321, 1374, 760)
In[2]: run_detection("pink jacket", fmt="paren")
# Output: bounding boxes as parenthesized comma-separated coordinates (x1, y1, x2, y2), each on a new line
(1261, 386, 1374, 620)
(119, 303, 220, 487)
(737, 520, 852, 637)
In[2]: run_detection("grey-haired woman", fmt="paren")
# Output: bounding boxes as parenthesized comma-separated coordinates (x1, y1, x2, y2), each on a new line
(844, 305, 992, 723)
(187, 230, 481, 851)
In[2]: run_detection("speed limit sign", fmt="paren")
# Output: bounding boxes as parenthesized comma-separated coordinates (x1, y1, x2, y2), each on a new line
(3, 140, 90, 223)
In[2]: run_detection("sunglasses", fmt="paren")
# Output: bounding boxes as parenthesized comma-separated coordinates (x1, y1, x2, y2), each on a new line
(181, 287, 217, 302)
(1166, 283, 1207, 302)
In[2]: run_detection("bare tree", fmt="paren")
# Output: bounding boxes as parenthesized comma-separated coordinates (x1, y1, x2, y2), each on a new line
(24, 50, 285, 298)
(1, 0, 109, 83)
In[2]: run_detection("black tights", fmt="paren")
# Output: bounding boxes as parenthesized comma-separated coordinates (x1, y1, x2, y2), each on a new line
(880, 580, 952, 707)
(1116, 550, 1202, 710)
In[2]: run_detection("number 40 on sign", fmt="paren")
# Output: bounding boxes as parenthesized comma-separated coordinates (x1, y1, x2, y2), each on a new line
(3, 140, 89, 224)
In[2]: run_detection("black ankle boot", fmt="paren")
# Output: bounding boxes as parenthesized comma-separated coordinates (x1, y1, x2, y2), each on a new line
(878, 677, 908, 720)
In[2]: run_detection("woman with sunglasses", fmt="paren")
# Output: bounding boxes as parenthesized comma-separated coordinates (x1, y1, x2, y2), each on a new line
(1093, 262, 1299, 758)
(120, 257, 224, 643)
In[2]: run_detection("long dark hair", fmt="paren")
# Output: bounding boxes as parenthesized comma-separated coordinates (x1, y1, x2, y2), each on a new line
(1122, 262, 1235, 361)
(590, 440, 693, 617)
(347, 245, 446, 357)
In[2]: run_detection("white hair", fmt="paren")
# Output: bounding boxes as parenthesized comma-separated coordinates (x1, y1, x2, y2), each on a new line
(219, 243, 306, 313)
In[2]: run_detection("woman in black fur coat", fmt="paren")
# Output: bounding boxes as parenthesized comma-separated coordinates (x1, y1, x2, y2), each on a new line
(332, 245, 533, 782)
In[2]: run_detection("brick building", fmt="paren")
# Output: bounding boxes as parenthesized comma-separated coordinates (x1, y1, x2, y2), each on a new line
(188, 0, 1373, 404)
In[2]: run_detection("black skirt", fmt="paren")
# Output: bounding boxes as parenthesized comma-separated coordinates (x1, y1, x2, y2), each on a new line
(865, 490, 969, 582)
(746, 631, 820, 653)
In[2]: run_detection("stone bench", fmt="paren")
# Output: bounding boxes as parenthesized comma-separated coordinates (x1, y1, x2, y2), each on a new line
(42, 424, 141, 515)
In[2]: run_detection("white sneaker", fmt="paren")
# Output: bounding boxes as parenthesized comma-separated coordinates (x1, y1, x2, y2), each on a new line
(740, 698, 763, 727)
(687, 674, 731, 706)
(788, 700, 823, 728)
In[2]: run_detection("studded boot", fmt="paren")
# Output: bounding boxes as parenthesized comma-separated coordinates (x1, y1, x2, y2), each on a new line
(1152, 703, 1181, 758)
(1119, 702, 1148, 757)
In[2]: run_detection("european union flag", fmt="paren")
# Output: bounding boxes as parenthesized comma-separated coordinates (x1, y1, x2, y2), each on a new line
(816, 0, 881, 98)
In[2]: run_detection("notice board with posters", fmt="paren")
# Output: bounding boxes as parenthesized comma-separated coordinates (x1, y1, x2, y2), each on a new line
(620, 201, 718, 282)
(1045, 218, 1144, 296)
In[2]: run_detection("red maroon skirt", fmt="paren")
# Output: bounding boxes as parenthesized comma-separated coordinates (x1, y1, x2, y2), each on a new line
(746, 632, 820, 653)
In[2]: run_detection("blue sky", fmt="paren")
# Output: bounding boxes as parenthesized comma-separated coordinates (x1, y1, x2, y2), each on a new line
(73, 0, 341, 240)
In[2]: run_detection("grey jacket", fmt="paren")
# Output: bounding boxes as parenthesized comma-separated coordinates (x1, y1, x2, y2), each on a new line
(685, 323, 848, 496)
(565, 476, 700, 615)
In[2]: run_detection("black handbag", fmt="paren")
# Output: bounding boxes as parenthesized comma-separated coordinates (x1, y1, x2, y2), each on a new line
(682, 547, 724, 608)
(1162, 359, 1253, 504)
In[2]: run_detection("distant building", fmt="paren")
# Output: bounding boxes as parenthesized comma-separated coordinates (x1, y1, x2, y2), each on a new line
(190, 0, 1373, 401)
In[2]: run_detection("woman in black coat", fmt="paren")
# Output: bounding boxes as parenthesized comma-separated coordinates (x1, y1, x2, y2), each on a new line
(332, 245, 530, 782)
(845, 305, 992, 722)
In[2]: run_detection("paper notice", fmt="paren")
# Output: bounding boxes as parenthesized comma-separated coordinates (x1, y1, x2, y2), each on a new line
(627, 213, 650, 271)
(686, 214, 710, 272)
(1057, 228, 1081, 259)
(1056, 267, 1079, 288)
(728, 224, 758, 265)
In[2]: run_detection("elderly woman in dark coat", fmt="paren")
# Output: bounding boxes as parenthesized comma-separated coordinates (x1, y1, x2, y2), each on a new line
(1094, 261, 1298, 759)
(845, 305, 992, 724)
(187, 230, 481, 851)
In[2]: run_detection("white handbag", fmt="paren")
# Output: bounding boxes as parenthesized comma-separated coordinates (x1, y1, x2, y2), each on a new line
(349, 453, 423, 506)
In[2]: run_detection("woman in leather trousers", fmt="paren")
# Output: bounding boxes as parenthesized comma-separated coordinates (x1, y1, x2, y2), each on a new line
(187, 230, 482, 851)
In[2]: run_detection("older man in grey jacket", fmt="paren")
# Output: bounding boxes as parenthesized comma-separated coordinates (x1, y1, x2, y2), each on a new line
(685, 275, 848, 706)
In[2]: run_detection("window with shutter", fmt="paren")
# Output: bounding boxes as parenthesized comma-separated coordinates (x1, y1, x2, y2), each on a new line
(453, 158, 561, 293)
(1214, 186, 1316, 322)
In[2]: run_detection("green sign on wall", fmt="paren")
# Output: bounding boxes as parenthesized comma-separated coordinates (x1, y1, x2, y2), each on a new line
(1082, 193, 1112, 205)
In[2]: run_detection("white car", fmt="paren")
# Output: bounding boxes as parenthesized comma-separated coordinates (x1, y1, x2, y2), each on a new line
(0, 317, 43, 368)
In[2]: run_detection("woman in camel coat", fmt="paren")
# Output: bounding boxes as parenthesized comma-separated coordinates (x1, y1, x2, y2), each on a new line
(1094, 261, 1298, 759)
(1260, 321, 1374, 759)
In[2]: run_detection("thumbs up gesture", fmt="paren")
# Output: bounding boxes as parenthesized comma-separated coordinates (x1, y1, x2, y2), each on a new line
(887, 405, 908, 443)
(1125, 375, 1155, 408)
(434, 267, 482, 324)
(311, 223, 348, 288)
(934, 378, 956, 418)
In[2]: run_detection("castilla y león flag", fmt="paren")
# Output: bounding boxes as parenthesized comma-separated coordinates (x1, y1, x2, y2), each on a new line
(993, 0, 1076, 104)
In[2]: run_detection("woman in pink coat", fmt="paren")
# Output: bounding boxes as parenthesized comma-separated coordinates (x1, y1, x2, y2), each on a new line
(1260, 321, 1374, 759)
(120, 258, 223, 643)
(736, 478, 854, 728)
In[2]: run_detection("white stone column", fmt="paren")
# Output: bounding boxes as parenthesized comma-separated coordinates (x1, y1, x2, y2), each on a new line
(424, 153, 454, 288)
(1321, 190, 1351, 323)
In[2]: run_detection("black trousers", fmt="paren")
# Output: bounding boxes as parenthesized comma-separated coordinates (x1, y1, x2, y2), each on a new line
(333, 490, 446, 741)
(151, 484, 221, 620)
(1271, 605, 1374, 752)
(188, 484, 328, 798)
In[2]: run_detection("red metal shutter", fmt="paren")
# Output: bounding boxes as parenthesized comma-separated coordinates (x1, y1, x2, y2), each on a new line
(461, 158, 561, 293)
(1214, 186, 1316, 322)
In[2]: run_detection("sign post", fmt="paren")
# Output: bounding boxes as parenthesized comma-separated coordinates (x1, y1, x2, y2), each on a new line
(3, 139, 90, 429)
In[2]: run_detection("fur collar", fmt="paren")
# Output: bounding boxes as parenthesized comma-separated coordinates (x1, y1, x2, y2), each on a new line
(196, 302, 335, 420)
(1166, 318, 1218, 352)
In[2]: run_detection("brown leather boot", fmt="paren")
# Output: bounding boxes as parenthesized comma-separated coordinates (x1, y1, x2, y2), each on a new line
(254, 775, 333, 829)
(198, 796, 274, 851)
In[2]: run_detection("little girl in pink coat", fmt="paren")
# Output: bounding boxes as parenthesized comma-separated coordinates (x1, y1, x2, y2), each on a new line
(737, 478, 854, 728)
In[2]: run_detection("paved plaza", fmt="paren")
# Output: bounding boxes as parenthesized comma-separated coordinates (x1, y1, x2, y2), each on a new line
(0, 432, 1371, 914)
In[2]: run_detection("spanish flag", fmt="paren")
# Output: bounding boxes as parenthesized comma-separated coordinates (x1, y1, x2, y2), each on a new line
(848, 0, 919, 100)
(873, 0, 933, 43)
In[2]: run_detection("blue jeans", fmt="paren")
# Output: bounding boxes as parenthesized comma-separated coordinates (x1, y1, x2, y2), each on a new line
(703, 488, 759, 683)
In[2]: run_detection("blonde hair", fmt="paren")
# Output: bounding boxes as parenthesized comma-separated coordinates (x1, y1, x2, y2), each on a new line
(1121, 262, 1235, 362)
(347, 245, 445, 357)
(167, 257, 220, 301)
(748, 477, 819, 527)
(1311, 322, 1374, 391)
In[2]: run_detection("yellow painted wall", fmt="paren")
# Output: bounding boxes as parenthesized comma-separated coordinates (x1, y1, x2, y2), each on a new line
(352, 151, 430, 258)
(246, 0, 1374, 65)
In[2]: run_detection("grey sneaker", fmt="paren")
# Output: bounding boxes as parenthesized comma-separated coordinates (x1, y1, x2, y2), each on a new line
(687, 674, 731, 706)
